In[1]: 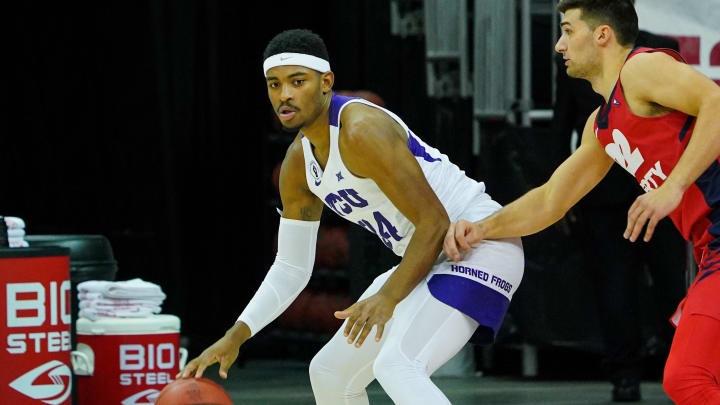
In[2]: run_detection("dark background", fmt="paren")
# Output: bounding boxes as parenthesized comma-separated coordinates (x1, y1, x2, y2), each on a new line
(13, 2, 668, 381)
(5, 1, 495, 353)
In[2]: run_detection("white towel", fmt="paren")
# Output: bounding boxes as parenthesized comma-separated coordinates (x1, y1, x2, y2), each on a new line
(106, 278, 166, 299)
(78, 292, 103, 301)
(77, 280, 114, 293)
(7, 229, 25, 238)
(80, 299, 163, 310)
(9, 240, 29, 248)
(78, 278, 166, 300)
(79, 302, 162, 313)
(3, 217, 26, 230)
(79, 307, 158, 321)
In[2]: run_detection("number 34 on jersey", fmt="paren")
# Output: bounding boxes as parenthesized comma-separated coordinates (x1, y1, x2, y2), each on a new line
(323, 188, 404, 250)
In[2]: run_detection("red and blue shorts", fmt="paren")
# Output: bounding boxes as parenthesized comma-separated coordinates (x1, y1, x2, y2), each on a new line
(671, 244, 720, 326)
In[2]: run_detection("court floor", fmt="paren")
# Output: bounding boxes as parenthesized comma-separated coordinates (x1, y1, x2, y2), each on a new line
(205, 359, 672, 404)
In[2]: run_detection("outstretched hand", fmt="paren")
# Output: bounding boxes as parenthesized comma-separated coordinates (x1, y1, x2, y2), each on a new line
(624, 182, 683, 242)
(177, 323, 248, 380)
(334, 293, 397, 348)
(443, 219, 483, 262)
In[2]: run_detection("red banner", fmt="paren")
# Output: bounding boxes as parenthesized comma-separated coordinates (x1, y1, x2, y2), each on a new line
(1, 255, 72, 405)
(637, 0, 720, 86)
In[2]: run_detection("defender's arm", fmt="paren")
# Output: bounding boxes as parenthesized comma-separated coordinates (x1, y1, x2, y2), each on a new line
(445, 109, 614, 261)
(621, 52, 720, 241)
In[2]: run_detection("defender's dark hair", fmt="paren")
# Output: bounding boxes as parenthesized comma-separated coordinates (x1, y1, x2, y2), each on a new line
(263, 29, 330, 62)
(557, 0, 638, 46)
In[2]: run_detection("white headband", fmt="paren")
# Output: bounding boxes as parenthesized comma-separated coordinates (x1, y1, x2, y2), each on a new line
(263, 52, 331, 77)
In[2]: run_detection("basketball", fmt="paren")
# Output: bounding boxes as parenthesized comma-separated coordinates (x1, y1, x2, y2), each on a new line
(156, 377, 233, 405)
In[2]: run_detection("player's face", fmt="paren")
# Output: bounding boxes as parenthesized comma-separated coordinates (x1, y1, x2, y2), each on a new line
(555, 9, 600, 79)
(266, 66, 330, 132)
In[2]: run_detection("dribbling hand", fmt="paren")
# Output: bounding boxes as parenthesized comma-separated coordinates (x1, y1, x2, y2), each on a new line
(443, 219, 482, 262)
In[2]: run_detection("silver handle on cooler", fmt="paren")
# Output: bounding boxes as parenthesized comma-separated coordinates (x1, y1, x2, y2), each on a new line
(71, 350, 94, 376)
(179, 347, 188, 370)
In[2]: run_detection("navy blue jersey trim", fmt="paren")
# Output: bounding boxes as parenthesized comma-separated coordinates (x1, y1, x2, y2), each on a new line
(596, 84, 618, 130)
(695, 161, 720, 207)
(698, 167, 720, 239)
(697, 268, 720, 284)
(678, 116, 695, 142)
(708, 206, 720, 239)
(596, 48, 647, 131)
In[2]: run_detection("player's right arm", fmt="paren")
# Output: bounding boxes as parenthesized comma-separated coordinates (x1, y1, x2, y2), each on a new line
(277, 137, 325, 222)
(179, 136, 323, 379)
(444, 109, 614, 261)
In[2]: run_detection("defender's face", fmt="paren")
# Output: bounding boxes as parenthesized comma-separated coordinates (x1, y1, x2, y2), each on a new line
(266, 65, 326, 132)
(555, 9, 599, 79)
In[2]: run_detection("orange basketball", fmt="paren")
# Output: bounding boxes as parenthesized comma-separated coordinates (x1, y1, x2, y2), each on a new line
(155, 377, 233, 405)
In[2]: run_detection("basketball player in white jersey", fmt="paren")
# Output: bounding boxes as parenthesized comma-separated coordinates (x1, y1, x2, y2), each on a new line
(179, 29, 524, 404)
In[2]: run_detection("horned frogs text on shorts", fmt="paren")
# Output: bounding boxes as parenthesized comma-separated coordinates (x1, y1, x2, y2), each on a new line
(300, 93, 524, 340)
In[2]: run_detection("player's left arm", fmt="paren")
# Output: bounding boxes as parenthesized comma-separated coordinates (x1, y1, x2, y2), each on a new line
(621, 52, 720, 242)
(333, 103, 450, 347)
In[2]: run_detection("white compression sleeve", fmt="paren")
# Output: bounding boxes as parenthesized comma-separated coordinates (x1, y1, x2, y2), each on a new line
(237, 217, 320, 337)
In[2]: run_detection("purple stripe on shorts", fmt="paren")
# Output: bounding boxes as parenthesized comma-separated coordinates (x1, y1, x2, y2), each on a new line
(427, 274, 510, 338)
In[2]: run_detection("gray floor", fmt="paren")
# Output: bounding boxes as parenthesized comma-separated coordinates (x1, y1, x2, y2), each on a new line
(203, 360, 673, 404)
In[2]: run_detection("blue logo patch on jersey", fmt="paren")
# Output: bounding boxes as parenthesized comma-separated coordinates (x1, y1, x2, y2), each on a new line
(310, 161, 322, 186)
(336, 171, 344, 182)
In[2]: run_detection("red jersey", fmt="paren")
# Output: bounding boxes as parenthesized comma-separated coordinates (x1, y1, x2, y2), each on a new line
(594, 47, 720, 259)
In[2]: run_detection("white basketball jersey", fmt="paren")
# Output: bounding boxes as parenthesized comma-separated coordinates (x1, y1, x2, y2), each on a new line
(300, 94, 492, 257)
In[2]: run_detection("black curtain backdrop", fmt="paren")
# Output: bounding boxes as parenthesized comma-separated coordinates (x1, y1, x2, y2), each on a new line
(6, 1, 476, 352)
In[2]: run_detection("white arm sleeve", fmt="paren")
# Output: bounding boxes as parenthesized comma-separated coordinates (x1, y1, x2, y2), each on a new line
(237, 217, 319, 337)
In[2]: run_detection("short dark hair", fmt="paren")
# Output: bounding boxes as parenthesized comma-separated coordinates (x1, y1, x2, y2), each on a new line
(263, 29, 330, 62)
(557, 0, 638, 46)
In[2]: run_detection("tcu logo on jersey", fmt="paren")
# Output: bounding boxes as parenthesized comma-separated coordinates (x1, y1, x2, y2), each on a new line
(324, 189, 368, 217)
(324, 188, 403, 249)
(602, 128, 668, 192)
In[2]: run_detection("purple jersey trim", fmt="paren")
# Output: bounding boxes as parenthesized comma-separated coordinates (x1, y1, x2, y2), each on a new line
(427, 273, 510, 339)
(407, 133, 441, 163)
(329, 94, 360, 127)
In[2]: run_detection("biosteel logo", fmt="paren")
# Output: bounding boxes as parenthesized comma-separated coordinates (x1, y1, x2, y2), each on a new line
(9, 360, 72, 405)
(122, 388, 160, 405)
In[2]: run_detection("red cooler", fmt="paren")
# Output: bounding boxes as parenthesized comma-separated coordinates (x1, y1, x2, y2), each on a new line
(72, 315, 187, 405)
(0, 247, 72, 405)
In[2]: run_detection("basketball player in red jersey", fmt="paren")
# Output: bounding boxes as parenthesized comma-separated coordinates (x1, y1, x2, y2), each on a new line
(444, 1, 720, 403)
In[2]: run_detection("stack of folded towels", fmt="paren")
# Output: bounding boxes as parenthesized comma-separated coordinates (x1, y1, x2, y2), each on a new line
(2, 216, 29, 248)
(77, 278, 166, 321)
